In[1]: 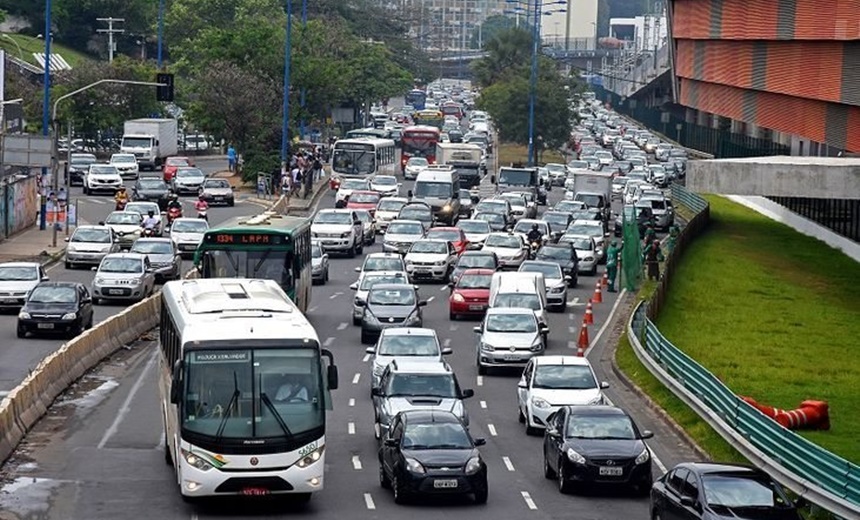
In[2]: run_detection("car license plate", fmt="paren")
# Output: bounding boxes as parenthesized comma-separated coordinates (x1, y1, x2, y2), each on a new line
(37, 323, 54, 329)
(1, 298, 16, 304)
(599, 466, 623, 476)
(469, 304, 485, 311)
(433, 479, 458, 489)
(503, 354, 520, 361)
(108, 289, 124, 295)
(240, 487, 270, 496)
(214, 196, 223, 200)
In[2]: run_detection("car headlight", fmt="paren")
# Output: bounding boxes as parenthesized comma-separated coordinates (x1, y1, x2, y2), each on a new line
(584, 256, 594, 262)
(635, 447, 650, 465)
(480, 342, 494, 352)
(62, 312, 77, 320)
(295, 445, 325, 468)
(435, 260, 447, 266)
(404, 259, 413, 265)
(363, 313, 379, 325)
(95, 277, 106, 285)
(451, 293, 465, 303)
(588, 395, 604, 405)
(372, 364, 385, 376)
(532, 397, 551, 409)
(441, 204, 452, 212)
(100, 246, 112, 253)
(529, 338, 544, 352)
(18, 311, 31, 320)
(405, 457, 425, 474)
(566, 447, 586, 464)
(550, 285, 565, 293)
(181, 449, 214, 471)
(464, 456, 482, 475)
(404, 313, 421, 325)
(340, 232, 350, 238)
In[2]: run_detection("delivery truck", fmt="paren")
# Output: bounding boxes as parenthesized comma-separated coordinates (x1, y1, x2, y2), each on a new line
(436, 142, 484, 188)
(120, 118, 179, 170)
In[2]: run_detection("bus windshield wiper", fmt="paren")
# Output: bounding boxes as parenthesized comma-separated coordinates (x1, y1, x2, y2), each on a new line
(252, 250, 273, 277)
(259, 391, 294, 440)
(215, 371, 241, 442)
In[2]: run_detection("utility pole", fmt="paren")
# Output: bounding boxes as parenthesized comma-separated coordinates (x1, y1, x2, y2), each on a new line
(97, 17, 125, 63)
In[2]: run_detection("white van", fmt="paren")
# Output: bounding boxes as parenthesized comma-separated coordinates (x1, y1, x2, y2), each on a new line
(411, 167, 461, 225)
(489, 272, 549, 335)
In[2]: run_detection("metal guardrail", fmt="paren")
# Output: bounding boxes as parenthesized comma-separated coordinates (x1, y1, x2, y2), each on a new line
(629, 186, 860, 519)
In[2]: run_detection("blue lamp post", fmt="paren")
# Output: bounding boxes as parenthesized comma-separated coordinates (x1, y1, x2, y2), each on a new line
(39, 0, 52, 230)
(281, 0, 293, 162)
(299, 0, 307, 141)
(157, 0, 165, 68)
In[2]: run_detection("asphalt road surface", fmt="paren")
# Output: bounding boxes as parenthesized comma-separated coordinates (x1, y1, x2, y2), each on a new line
(0, 170, 703, 519)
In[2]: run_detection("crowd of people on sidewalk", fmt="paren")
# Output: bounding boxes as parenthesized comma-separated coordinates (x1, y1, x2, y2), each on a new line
(277, 147, 327, 200)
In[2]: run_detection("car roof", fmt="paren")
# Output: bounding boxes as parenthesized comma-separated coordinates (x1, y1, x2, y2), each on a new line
(678, 462, 762, 475)
(350, 190, 379, 196)
(0, 261, 41, 268)
(389, 359, 451, 374)
(102, 252, 146, 260)
(534, 355, 591, 366)
(486, 307, 536, 316)
(132, 237, 171, 243)
(76, 225, 111, 231)
(34, 281, 81, 288)
(459, 268, 496, 276)
(520, 260, 562, 270)
(427, 227, 460, 233)
(461, 250, 495, 257)
(318, 208, 355, 214)
(381, 327, 438, 338)
(565, 405, 627, 416)
(399, 409, 462, 425)
(379, 196, 410, 203)
(388, 219, 424, 227)
(366, 252, 403, 258)
(369, 283, 415, 291)
(411, 239, 449, 245)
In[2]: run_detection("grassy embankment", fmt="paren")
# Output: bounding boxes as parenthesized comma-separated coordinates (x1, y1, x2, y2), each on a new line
(497, 143, 567, 167)
(0, 33, 90, 68)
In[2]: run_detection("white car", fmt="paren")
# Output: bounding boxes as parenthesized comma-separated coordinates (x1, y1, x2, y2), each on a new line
(350, 270, 410, 324)
(404, 239, 457, 282)
(83, 164, 123, 195)
(0, 262, 48, 309)
(456, 219, 491, 249)
(336, 177, 371, 203)
(518, 260, 569, 312)
(64, 225, 121, 269)
(512, 219, 551, 245)
(403, 157, 429, 179)
(370, 175, 401, 197)
(499, 193, 529, 220)
(375, 197, 409, 232)
(311, 209, 364, 257)
(517, 355, 608, 435)
(101, 211, 143, 249)
(354, 252, 407, 277)
(559, 234, 598, 275)
(366, 328, 452, 391)
(594, 150, 614, 166)
(125, 201, 164, 236)
(481, 232, 528, 269)
(568, 219, 606, 259)
(169, 217, 209, 257)
(109, 153, 140, 179)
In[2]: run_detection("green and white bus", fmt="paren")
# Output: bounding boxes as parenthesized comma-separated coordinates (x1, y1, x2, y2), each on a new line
(159, 278, 338, 501)
(193, 212, 312, 312)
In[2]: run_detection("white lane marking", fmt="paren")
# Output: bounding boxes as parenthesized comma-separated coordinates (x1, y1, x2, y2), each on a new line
(348, 398, 355, 407)
(364, 493, 376, 510)
(450, 324, 459, 331)
(487, 424, 497, 436)
(567, 297, 580, 307)
(329, 292, 342, 300)
(587, 288, 627, 354)
(480, 400, 487, 409)
(569, 312, 576, 321)
(440, 285, 448, 292)
(443, 338, 451, 348)
(567, 341, 578, 350)
(521, 491, 538, 510)
(352, 455, 363, 470)
(503, 456, 515, 471)
(323, 337, 335, 347)
(362, 354, 370, 362)
(427, 296, 435, 303)
(309, 306, 318, 313)
(652, 449, 667, 473)
(348, 422, 356, 435)
(352, 373, 361, 384)
(477, 375, 484, 387)
(568, 326, 577, 335)
(98, 350, 157, 449)
(337, 322, 348, 330)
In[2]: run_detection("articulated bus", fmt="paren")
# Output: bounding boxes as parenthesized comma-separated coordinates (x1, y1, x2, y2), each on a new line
(193, 212, 312, 312)
(400, 126, 442, 170)
(159, 278, 339, 501)
(331, 138, 397, 177)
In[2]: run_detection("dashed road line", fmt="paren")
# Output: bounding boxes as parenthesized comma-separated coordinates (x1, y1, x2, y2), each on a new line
(323, 337, 335, 347)
(503, 456, 515, 471)
(427, 296, 435, 303)
(348, 398, 355, 407)
(439, 285, 448, 291)
(337, 322, 348, 330)
(477, 375, 484, 387)
(487, 424, 497, 436)
(352, 455, 362, 470)
(521, 491, 538, 510)
(449, 324, 459, 331)
(329, 292, 342, 300)
(348, 422, 356, 435)
(362, 354, 371, 362)
(567, 341, 578, 350)
(443, 338, 451, 348)
(568, 326, 577, 335)
(352, 373, 361, 384)
(364, 493, 376, 510)
(480, 400, 487, 409)
(309, 306, 318, 313)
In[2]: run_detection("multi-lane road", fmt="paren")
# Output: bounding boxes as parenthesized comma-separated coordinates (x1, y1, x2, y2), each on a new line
(0, 168, 702, 519)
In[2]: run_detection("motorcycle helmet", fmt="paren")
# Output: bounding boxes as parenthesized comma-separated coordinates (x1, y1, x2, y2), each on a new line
(148, 210, 155, 217)
(198, 194, 205, 200)
(531, 224, 539, 231)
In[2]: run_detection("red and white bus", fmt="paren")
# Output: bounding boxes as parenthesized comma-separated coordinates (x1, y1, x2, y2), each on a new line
(400, 126, 441, 170)
(440, 101, 464, 121)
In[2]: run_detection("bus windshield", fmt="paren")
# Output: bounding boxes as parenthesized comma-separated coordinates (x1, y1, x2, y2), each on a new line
(332, 149, 375, 175)
(182, 348, 324, 439)
(402, 132, 439, 157)
(201, 249, 294, 288)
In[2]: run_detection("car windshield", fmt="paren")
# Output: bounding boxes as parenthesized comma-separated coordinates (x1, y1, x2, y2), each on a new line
(571, 210, 601, 221)
(567, 161, 588, 169)
(410, 241, 447, 254)
(125, 203, 156, 216)
(537, 246, 572, 260)
(400, 207, 430, 220)
(475, 201, 506, 214)
(543, 214, 568, 228)
(0, 266, 38, 281)
(457, 254, 495, 269)
(568, 225, 600, 237)
(514, 221, 547, 235)
(457, 273, 492, 289)
(407, 158, 428, 167)
(414, 181, 452, 198)
(72, 228, 112, 243)
(386, 374, 456, 398)
(369, 287, 415, 305)
(458, 221, 490, 233)
(555, 202, 584, 213)
(130, 241, 173, 254)
(99, 257, 143, 273)
(111, 155, 136, 163)
(203, 179, 229, 188)
(485, 235, 521, 248)
(363, 257, 405, 272)
(355, 211, 372, 223)
(373, 176, 397, 186)
(106, 213, 141, 225)
(342, 179, 369, 190)
(28, 285, 77, 304)
(402, 422, 472, 449)
(427, 230, 460, 241)
(90, 165, 117, 174)
(139, 179, 167, 190)
(520, 263, 562, 279)
(171, 220, 208, 233)
(351, 192, 380, 204)
(566, 414, 635, 439)
(167, 158, 190, 166)
(563, 237, 592, 250)
(702, 474, 790, 509)
(387, 222, 423, 235)
(315, 212, 352, 225)
(378, 335, 439, 356)
(378, 199, 406, 212)
(533, 364, 596, 390)
(501, 195, 525, 207)
(486, 313, 536, 332)
(360, 274, 406, 290)
(177, 168, 203, 178)
(71, 156, 96, 165)
(493, 293, 540, 310)
(475, 213, 504, 226)
(575, 194, 603, 207)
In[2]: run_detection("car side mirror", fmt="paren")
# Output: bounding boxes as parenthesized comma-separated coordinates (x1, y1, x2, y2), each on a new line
(91, 266, 98, 271)
(64, 237, 70, 242)
(98, 221, 105, 225)
(680, 496, 698, 508)
(349, 282, 359, 290)
(41, 275, 50, 281)
(418, 300, 428, 307)
(600, 381, 610, 389)
(365, 347, 375, 355)
(169, 360, 183, 404)
(490, 175, 496, 184)
(473, 326, 482, 333)
(517, 379, 527, 389)
(641, 430, 654, 439)
(371, 387, 383, 397)
(384, 438, 397, 447)
(474, 438, 487, 446)
(407, 189, 413, 199)
(81, 296, 92, 304)
(546, 427, 560, 437)
(461, 389, 475, 399)
(441, 347, 452, 355)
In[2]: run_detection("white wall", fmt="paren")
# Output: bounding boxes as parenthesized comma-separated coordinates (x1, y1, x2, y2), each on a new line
(542, 0, 598, 41)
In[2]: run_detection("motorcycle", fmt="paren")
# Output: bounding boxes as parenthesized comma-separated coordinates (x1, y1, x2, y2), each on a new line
(141, 227, 156, 238)
(115, 199, 128, 211)
(196, 209, 208, 222)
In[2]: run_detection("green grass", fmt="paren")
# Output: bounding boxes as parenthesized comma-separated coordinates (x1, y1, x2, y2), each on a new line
(653, 196, 860, 463)
(0, 33, 90, 68)
(497, 142, 567, 167)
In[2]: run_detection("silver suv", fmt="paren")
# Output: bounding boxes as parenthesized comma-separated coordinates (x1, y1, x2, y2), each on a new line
(371, 360, 473, 440)
(311, 209, 364, 257)
(365, 328, 452, 391)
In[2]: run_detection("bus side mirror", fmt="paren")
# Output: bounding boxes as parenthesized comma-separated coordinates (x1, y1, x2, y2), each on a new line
(327, 364, 339, 390)
(169, 360, 183, 404)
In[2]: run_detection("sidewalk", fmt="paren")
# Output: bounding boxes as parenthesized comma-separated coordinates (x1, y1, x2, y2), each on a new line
(210, 169, 329, 213)
(0, 225, 66, 266)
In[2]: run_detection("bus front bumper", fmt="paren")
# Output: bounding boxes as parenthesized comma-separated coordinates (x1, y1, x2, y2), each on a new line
(180, 464, 325, 497)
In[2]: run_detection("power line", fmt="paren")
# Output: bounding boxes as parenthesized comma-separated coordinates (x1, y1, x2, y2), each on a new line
(96, 17, 125, 63)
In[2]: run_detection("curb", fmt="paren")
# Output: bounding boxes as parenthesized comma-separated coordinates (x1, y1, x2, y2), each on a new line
(41, 249, 66, 269)
(285, 180, 328, 215)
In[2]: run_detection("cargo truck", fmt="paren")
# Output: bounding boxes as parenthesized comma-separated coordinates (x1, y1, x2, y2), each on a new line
(569, 170, 613, 220)
(436, 142, 484, 188)
(120, 118, 179, 170)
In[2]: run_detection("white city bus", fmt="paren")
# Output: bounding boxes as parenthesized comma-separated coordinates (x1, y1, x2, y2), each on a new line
(158, 278, 338, 501)
(331, 137, 397, 177)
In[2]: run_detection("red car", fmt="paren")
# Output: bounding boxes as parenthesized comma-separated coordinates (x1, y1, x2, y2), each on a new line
(448, 268, 494, 320)
(163, 156, 194, 183)
(346, 190, 381, 216)
(426, 227, 469, 255)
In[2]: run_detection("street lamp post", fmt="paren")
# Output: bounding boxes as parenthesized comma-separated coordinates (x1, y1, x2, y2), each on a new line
(299, 0, 307, 141)
(157, 0, 165, 68)
(281, 0, 294, 164)
(526, 0, 539, 166)
(39, 0, 52, 231)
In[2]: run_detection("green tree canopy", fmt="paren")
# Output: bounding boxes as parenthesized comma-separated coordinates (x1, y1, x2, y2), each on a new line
(472, 27, 533, 88)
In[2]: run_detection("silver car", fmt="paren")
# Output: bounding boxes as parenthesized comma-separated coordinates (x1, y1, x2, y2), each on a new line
(355, 210, 377, 246)
(311, 241, 329, 284)
(559, 234, 598, 275)
(91, 253, 156, 303)
(475, 307, 547, 375)
(519, 260, 569, 312)
(382, 220, 425, 254)
(171, 167, 206, 194)
(102, 211, 144, 249)
(199, 177, 235, 206)
(375, 197, 409, 232)
(65, 226, 121, 269)
(365, 328, 452, 391)
(169, 218, 209, 258)
(0, 262, 48, 309)
(129, 237, 181, 282)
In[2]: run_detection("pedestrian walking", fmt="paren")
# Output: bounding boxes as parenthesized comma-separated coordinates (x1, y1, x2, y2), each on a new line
(642, 222, 656, 248)
(605, 240, 622, 292)
(667, 224, 681, 254)
(642, 240, 664, 281)
(227, 145, 237, 173)
(291, 166, 302, 197)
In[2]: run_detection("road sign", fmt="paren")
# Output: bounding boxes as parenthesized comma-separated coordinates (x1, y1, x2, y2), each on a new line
(1, 134, 53, 168)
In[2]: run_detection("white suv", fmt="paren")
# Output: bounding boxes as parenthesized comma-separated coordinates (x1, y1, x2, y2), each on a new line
(83, 164, 123, 195)
(311, 209, 364, 257)
(365, 328, 452, 391)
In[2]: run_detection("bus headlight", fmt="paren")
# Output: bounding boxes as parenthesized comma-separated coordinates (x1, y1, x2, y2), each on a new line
(181, 449, 214, 471)
(296, 445, 325, 468)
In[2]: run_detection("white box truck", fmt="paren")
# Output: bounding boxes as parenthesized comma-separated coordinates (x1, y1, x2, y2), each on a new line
(570, 170, 613, 220)
(121, 118, 179, 170)
(436, 142, 484, 188)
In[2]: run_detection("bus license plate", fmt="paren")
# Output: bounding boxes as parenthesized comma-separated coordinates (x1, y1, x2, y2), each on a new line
(433, 479, 458, 489)
(240, 487, 270, 496)
(599, 466, 623, 476)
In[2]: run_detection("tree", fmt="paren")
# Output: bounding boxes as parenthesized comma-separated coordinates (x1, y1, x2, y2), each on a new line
(470, 15, 532, 49)
(472, 27, 533, 88)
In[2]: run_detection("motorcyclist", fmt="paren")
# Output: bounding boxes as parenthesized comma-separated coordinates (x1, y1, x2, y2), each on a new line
(141, 210, 159, 234)
(114, 187, 129, 209)
(194, 195, 209, 220)
(526, 223, 544, 244)
(167, 193, 182, 212)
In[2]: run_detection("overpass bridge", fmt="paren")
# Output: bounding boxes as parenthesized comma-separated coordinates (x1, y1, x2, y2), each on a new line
(430, 48, 619, 79)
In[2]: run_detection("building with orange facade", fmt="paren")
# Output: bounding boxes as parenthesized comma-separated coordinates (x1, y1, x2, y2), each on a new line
(669, 0, 860, 155)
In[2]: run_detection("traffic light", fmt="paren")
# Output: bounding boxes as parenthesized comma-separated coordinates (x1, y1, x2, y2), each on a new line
(156, 73, 174, 102)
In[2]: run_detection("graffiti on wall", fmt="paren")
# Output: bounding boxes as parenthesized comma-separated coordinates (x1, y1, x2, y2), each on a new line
(2, 175, 38, 238)
(0, 190, 6, 240)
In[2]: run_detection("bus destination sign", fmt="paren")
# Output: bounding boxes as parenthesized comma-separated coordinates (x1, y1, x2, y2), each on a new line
(205, 233, 288, 246)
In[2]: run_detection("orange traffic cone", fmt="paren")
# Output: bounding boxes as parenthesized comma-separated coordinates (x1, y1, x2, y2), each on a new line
(576, 321, 589, 356)
(584, 301, 594, 324)
(601, 272, 608, 288)
(592, 282, 603, 304)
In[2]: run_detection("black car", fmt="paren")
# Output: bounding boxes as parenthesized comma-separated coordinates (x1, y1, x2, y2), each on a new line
(447, 129, 464, 143)
(17, 282, 94, 338)
(451, 251, 499, 284)
(542, 211, 574, 239)
(650, 462, 803, 520)
(379, 410, 488, 504)
(131, 178, 171, 210)
(535, 243, 578, 286)
(357, 283, 426, 344)
(67, 153, 97, 186)
(543, 405, 653, 495)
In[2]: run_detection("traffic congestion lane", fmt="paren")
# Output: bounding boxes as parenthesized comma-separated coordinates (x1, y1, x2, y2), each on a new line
(0, 192, 265, 392)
